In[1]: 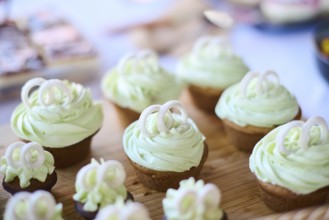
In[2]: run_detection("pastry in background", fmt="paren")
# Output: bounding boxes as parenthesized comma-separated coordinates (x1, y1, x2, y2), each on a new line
(3, 190, 63, 220)
(101, 49, 183, 126)
(94, 199, 151, 220)
(73, 158, 133, 220)
(250, 116, 329, 211)
(123, 100, 208, 192)
(11, 78, 103, 168)
(260, 0, 320, 24)
(0, 142, 57, 195)
(163, 177, 227, 220)
(216, 70, 301, 152)
(177, 35, 248, 114)
(26, 11, 99, 74)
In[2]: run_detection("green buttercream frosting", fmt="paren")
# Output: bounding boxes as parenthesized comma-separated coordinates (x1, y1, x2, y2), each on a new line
(101, 56, 183, 113)
(73, 159, 128, 212)
(123, 113, 205, 172)
(250, 125, 329, 194)
(0, 150, 55, 188)
(216, 78, 299, 128)
(163, 178, 223, 220)
(4, 192, 63, 220)
(11, 80, 103, 148)
(177, 37, 249, 89)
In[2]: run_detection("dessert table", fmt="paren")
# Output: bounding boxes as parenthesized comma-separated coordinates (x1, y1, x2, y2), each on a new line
(0, 0, 329, 219)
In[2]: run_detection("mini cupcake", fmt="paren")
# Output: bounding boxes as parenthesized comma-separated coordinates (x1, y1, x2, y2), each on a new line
(73, 158, 133, 220)
(250, 116, 329, 211)
(101, 49, 183, 125)
(123, 100, 208, 192)
(94, 198, 151, 220)
(215, 70, 301, 152)
(260, 0, 319, 24)
(0, 142, 57, 195)
(11, 78, 103, 168)
(4, 190, 63, 220)
(163, 177, 227, 220)
(176, 35, 249, 114)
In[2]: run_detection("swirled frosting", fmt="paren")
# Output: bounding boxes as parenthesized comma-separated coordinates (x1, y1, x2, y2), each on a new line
(250, 120, 329, 194)
(95, 198, 151, 220)
(176, 36, 249, 89)
(73, 158, 128, 212)
(163, 178, 223, 220)
(101, 50, 183, 113)
(0, 142, 55, 188)
(123, 112, 205, 172)
(216, 71, 299, 128)
(11, 79, 103, 148)
(4, 191, 63, 220)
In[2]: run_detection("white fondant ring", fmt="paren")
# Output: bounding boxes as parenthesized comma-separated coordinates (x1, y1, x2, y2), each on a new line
(300, 116, 329, 149)
(157, 100, 188, 133)
(29, 191, 56, 220)
(76, 163, 98, 192)
(139, 104, 162, 137)
(121, 203, 148, 220)
(5, 142, 25, 169)
(198, 183, 221, 208)
(5, 192, 31, 220)
(97, 160, 126, 188)
(239, 71, 259, 99)
(118, 53, 136, 75)
(276, 120, 304, 155)
(256, 70, 280, 95)
(21, 78, 46, 109)
(175, 189, 197, 214)
(20, 142, 45, 169)
(192, 36, 225, 56)
(38, 79, 73, 107)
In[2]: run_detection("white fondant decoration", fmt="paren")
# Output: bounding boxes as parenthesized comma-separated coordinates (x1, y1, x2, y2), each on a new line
(192, 36, 229, 58)
(198, 183, 221, 208)
(174, 189, 197, 214)
(21, 78, 46, 109)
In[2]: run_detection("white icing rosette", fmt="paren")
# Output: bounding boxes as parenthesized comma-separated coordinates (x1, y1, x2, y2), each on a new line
(4, 190, 63, 220)
(162, 177, 224, 220)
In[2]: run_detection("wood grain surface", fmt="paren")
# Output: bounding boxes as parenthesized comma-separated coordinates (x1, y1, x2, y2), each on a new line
(0, 91, 328, 220)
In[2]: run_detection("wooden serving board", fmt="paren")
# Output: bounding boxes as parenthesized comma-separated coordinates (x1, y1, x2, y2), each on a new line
(0, 91, 327, 220)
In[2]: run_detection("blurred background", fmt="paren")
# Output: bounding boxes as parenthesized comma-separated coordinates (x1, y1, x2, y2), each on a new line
(0, 0, 328, 124)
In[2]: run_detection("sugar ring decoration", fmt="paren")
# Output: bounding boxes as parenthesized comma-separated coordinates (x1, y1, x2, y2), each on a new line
(22, 78, 73, 109)
(192, 36, 229, 58)
(76, 160, 126, 192)
(5, 142, 46, 169)
(276, 116, 329, 155)
(96, 202, 149, 219)
(239, 70, 280, 99)
(118, 49, 159, 75)
(139, 100, 188, 138)
(5, 191, 56, 220)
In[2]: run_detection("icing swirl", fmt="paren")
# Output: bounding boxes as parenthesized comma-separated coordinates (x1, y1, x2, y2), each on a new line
(95, 198, 151, 220)
(0, 142, 55, 188)
(73, 158, 128, 212)
(250, 116, 329, 194)
(216, 71, 299, 128)
(101, 49, 183, 113)
(11, 78, 103, 148)
(4, 190, 63, 220)
(163, 177, 223, 220)
(176, 36, 249, 89)
(123, 100, 205, 172)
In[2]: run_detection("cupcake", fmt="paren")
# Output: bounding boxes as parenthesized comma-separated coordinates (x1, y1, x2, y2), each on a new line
(94, 198, 151, 220)
(123, 100, 208, 192)
(101, 49, 183, 125)
(215, 70, 301, 152)
(11, 78, 103, 168)
(0, 142, 57, 195)
(73, 158, 133, 220)
(260, 0, 319, 24)
(4, 190, 63, 220)
(163, 177, 227, 220)
(250, 116, 329, 211)
(176, 35, 248, 114)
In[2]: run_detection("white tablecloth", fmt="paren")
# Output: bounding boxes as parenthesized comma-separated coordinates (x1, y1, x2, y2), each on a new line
(1, 0, 328, 124)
